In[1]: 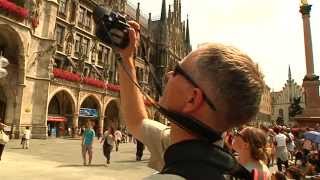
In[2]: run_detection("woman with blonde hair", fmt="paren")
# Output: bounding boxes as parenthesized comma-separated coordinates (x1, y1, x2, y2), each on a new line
(232, 127, 271, 180)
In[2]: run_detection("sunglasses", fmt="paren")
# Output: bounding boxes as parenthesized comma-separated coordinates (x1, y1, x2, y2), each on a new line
(172, 64, 217, 111)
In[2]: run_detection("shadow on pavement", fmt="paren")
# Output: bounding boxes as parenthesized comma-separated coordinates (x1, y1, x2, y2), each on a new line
(8, 147, 24, 149)
(114, 159, 148, 163)
(57, 164, 106, 168)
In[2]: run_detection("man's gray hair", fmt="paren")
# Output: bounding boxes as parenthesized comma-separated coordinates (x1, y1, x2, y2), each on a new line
(193, 43, 265, 127)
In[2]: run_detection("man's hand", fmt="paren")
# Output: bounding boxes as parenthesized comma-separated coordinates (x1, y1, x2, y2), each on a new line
(118, 21, 140, 67)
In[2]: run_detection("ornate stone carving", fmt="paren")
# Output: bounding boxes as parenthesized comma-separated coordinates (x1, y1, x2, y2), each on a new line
(90, 40, 98, 63)
(65, 32, 74, 56)
(27, 43, 57, 73)
(70, 0, 79, 23)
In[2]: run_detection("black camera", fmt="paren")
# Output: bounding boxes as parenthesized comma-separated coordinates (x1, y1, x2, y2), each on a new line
(93, 6, 130, 49)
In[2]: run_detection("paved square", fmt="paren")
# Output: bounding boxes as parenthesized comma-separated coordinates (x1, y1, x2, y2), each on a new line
(0, 138, 156, 180)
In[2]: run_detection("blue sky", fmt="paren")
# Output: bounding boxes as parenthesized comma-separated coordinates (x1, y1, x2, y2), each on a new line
(129, 0, 320, 91)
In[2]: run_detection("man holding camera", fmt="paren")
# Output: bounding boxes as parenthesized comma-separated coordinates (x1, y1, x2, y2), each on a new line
(117, 21, 264, 179)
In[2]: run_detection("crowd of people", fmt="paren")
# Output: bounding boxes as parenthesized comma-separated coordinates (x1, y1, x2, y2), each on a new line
(224, 125, 320, 179)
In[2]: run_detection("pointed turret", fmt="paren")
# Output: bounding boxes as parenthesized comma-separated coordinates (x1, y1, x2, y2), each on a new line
(185, 15, 192, 54)
(174, 0, 178, 22)
(136, 2, 140, 23)
(174, 0, 178, 11)
(168, 4, 171, 22)
(148, 12, 151, 31)
(288, 65, 292, 81)
(185, 15, 190, 44)
(178, 0, 181, 22)
(159, 0, 167, 44)
(160, 0, 167, 22)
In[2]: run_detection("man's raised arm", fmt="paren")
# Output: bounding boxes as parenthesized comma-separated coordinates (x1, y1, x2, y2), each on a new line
(117, 21, 148, 141)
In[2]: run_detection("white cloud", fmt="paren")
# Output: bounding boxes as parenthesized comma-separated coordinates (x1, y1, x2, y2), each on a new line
(130, 0, 320, 91)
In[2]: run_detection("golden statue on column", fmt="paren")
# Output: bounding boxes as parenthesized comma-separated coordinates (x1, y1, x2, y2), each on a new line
(295, 0, 320, 126)
(301, 0, 308, 5)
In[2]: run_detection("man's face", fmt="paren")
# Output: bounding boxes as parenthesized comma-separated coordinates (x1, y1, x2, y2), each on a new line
(159, 55, 196, 112)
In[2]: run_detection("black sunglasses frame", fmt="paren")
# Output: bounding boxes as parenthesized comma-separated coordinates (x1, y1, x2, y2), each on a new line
(173, 64, 217, 111)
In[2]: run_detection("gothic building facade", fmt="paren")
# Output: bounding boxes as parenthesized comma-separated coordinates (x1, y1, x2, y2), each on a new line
(0, 0, 191, 138)
(256, 85, 272, 125)
(271, 66, 305, 125)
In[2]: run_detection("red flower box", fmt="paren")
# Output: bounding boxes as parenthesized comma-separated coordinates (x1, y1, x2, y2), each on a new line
(0, 0, 29, 20)
(53, 68, 81, 82)
(106, 83, 120, 92)
(82, 77, 106, 89)
(53, 68, 121, 92)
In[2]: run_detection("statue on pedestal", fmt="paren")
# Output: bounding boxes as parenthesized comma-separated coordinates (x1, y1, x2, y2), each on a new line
(301, 0, 308, 5)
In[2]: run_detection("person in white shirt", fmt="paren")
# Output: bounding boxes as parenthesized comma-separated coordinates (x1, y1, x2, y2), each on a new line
(286, 129, 295, 161)
(22, 126, 31, 149)
(274, 128, 289, 171)
(100, 127, 115, 165)
(114, 129, 122, 151)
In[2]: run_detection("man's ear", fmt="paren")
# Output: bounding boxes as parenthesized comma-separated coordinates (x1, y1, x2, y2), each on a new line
(182, 88, 204, 113)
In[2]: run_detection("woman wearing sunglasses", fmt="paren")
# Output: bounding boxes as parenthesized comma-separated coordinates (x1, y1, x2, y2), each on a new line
(232, 127, 271, 180)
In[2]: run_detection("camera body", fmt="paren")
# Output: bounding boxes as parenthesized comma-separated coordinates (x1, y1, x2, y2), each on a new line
(93, 6, 130, 49)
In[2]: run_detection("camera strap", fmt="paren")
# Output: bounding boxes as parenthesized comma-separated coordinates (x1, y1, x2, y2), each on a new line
(157, 106, 222, 143)
(117, 58, 222, 143)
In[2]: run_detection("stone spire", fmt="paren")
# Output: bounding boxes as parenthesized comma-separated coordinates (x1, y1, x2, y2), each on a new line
(178, 0, 181, 22)
(136, 2, 140, 23)
(174, 0, 178, 22)
(185, 14, 190, 45)
(174, 0, 178, 12)
(168, 4, 171, 22)
(288, 65, 292, 81)
(160, 0, 166, 22)
(148, 12, 151, 31)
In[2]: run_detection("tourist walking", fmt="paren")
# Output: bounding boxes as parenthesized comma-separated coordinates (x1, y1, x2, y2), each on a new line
(81, 121, 95, 166)
(0, 122, 9, 161)
(101, 127, 115, 165)
(286, 129, 295, 161)
(21, 126, 31, 149)
(274, 127, 289, 172)
(114, 129, 122, 151)
(302, 138, 313, 164)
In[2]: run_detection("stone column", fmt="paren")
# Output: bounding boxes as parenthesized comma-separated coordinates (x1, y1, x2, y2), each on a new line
(99, 115, 104, 137)
(300, 4, 316, 80)
(72, 113, 79, 137)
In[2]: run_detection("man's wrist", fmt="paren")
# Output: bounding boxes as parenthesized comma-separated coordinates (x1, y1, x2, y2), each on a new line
(118, 57, 135, 70)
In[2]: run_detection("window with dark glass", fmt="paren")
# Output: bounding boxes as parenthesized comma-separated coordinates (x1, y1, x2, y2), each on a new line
(97, 45, 109, 66)
(55, 25, 65, 51)
(85, 11, 92, 30)
(74, 34, 81, 57)
(78, 7, 85, 26)
(81, 38, 89, 57)
(98, 45, 103, 63)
